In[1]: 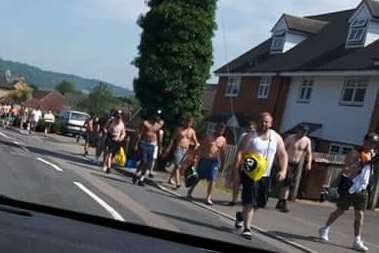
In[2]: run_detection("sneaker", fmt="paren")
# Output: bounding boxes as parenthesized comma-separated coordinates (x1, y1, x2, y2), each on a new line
(279, 200, 289, 213)
(148, 173, 154, 178)
(319, 226, 329, 242)
(275, 199, 283, 210)
(352, 239, 368, 252)
(241, 228, 252, 240)
(235, 211, 243, 229)
(138, 180, 145, 187)
(132, 175, 138, 184)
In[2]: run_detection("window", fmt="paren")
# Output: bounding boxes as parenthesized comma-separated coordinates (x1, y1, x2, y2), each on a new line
(225, 77, 241, 97)
(346, 18, 368, 47)
(329, 143, 353, 155)
(297, 79, 313, 103)
(271, 30, 285, 53)
(206, 122, 216, 135)
(257, 77, 271, 99)
(340, 79, 368, 106)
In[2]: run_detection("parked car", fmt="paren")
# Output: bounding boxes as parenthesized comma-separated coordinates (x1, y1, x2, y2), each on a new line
(59, 110, 90, 137)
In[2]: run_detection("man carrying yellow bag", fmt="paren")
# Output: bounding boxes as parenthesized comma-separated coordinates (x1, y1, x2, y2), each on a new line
(234, 112, 288, 240)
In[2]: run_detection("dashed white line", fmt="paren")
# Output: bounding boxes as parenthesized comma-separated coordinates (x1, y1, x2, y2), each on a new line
(73, 181, 125, 222)
(36, 157, 63, 172)
(0, 131, 12, 139)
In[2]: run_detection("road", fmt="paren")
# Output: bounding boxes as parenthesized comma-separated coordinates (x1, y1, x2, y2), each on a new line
(0, 128, 304, 253)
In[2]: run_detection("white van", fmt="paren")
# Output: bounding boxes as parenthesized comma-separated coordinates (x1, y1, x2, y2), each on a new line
(59, 110, 90, 136)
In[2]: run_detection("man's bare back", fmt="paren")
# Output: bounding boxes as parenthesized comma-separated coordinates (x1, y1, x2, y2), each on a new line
(141, 120, 164, 143)
(285, 134, 311, 163)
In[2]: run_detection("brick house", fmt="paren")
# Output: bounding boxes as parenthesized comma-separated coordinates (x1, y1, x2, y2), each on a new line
(24, 90, 65, 113)
(210, 0, 379, 152)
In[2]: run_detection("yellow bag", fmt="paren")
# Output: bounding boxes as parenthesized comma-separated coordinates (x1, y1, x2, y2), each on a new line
(115, 147, 126, 167)
(242, 151, 268, 182)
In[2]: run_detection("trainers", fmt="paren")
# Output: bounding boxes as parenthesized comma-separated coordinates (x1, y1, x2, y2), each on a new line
(352, 239, 368, 252)
(319, 226, 329, 242)
(132, 175, 138, 184)
(138, 180, 145, 187)
(241, 228, 253, 240)
(279, 200, 289, 213)
(235, 211, 243, 229)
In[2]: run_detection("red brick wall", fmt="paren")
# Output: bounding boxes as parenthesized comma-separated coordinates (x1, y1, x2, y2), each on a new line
(212, 76, 290, 130)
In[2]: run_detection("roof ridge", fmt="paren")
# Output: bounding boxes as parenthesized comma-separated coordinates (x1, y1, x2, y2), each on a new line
(283, 13, 328, 24)
(306, 8, 356, 19)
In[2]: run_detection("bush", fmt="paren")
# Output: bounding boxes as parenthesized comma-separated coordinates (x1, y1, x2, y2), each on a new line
(51, 120, 64, 134)
(35, 119, 46, 132)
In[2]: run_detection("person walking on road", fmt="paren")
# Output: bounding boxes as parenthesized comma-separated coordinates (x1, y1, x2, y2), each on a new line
(276, 124, 312, 213)
(30, 106, 42, 134)
(234, 112, 288, 240)
(83, 116, 95, 156)
(319, 132, 379, 252)
(228, 120, 256, 206)
(102, 110, 126, 173)
(164, 114, 200, 189)
(132, 111, 164, 186)
(187, 122, 226, 206)
(43, 110, 56, 137)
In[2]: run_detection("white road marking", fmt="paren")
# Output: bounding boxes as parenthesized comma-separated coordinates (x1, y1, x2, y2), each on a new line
(13, 141, 23, 146)
(0, 131, 12, 139)
(36, 157, 63, 172)
(73, 181, 125, 222)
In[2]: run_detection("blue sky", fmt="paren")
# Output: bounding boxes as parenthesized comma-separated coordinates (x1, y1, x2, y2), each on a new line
(0, 0, 361, 89)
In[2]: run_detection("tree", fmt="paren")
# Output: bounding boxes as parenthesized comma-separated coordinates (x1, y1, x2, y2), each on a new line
(55, 80, 76, 95)
(7, 82, 33, 103)
(79, 82, 119, 116)
(133, 0, 217, 132)
(29, 83, 39, 91)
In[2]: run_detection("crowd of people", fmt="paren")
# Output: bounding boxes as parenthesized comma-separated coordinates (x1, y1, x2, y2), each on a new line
(0, 103, 55, 136)
(50, 108, 379, 252)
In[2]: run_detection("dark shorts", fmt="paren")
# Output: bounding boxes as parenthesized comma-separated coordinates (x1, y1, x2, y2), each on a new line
(105, 135, 121, 156)
(139, 141, 155, 169)
(240, 170, 271, 208)
(337, 190, 368, 211)
(197, 158, 219, 182)
(282, 162, 300, 188)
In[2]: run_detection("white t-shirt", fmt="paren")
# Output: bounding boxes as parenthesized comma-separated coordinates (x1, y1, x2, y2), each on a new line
(245, 130, 278, 177)
(32, 110, 42, 123)
(44, 113, 55, 123)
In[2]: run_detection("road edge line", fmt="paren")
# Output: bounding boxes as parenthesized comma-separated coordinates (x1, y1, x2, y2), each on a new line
(36, 157, 64, 172)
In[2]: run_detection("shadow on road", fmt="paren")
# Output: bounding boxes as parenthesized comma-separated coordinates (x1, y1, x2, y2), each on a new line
(268, 231, 353, 251)
(26, 145, 93, 167)
(152, 211, 234, 233)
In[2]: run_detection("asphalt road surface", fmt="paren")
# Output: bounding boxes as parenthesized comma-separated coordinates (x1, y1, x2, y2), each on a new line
(0, 128, 304, 253)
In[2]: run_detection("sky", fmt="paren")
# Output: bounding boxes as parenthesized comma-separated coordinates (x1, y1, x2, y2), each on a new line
(0, 0, 362, 90)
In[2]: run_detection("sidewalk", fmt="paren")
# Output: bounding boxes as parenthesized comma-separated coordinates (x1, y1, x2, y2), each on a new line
(116, 168, 379, 253)
(36, 133, 379, 253)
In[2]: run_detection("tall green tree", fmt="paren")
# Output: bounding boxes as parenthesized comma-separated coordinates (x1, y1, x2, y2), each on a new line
(79, 82, 119, 117)
(55, 80, 76, 95)
(133, 0, 217, 131)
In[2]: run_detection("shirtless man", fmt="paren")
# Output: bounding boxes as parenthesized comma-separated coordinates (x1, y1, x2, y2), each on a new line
(276, 124, 312, 213)
(133, 112, 164, 186)
(319, 133, 379, 252)
(102, 110, 126, 173)
(187, 123, 226, 205)
(165, 115, 200, 188)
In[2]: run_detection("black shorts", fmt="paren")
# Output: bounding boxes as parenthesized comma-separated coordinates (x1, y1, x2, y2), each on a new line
(105, 135, 121, 156)
(282, 162, 300, 188)
(240, 170, 271, 208)
(337, 190, 368, 211)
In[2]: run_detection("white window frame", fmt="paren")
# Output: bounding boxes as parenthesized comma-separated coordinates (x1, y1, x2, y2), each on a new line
(329, 143, 354, 155)
(257, 76, 271, 99)
(225, 77, 241, 97)
(340, 78, 368, 106)
(346, 18, 368, 47)
(297, 78, 314, 103)
(207, 122, 217, 135)
(271, 30, 286, 54)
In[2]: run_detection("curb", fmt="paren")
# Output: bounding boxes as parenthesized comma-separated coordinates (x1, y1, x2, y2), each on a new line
(114, 168, 319, 253)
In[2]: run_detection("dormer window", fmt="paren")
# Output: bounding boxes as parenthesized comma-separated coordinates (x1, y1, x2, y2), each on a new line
(271, 30, 286, 54)
(347, 18, 368, 47)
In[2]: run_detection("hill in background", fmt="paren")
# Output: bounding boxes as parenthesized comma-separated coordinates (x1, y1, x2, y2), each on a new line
(0, 58, 132, 97)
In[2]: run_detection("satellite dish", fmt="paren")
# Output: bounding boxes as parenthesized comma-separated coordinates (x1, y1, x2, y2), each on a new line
(5, 70, 11, 83)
